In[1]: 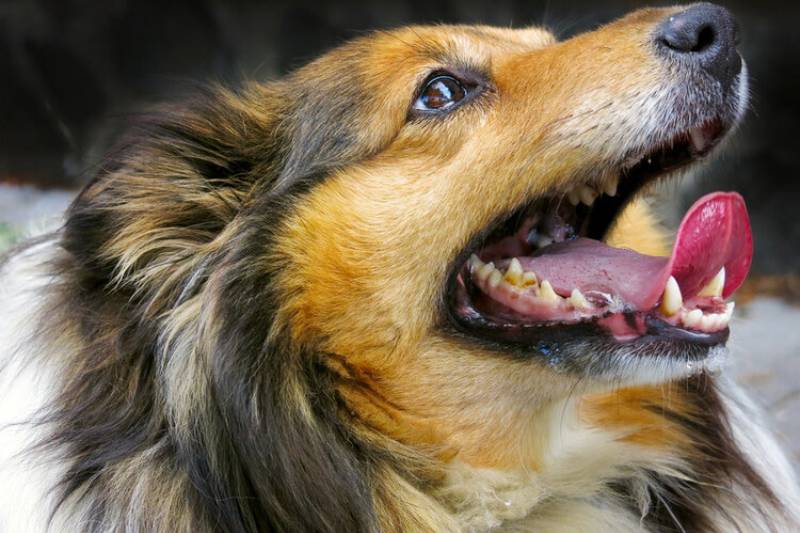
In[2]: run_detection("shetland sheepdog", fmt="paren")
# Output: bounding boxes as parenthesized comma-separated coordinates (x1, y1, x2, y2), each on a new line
(2, 3, 799, 532)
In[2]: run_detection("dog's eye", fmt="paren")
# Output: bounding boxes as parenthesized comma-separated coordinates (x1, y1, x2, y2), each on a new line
(413, 75, 467, 112)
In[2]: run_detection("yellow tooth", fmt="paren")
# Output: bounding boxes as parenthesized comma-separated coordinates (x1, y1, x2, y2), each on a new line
(569, 288, 592, 310)
(488, 270, 503, 289)
(521, 272, 538, 287)
(579, 185, 598, 206)
(504, 258, 524, 286)
(698, 267, 725, 298)
(468, 254, 484, 273)
(567, 190, 581, 205)
(477, 262, 495, 281)
(604, 175, 619, 197)
(660, 276, 683, 316)
(539, 280, 561, 303)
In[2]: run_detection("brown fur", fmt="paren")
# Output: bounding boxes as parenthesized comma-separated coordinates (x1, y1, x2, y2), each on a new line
(4, 6, 794, 533)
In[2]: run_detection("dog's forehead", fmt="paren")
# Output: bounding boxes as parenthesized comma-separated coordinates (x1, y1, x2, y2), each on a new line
(378, 24, 557, 65)
(462, 25, 558, 51)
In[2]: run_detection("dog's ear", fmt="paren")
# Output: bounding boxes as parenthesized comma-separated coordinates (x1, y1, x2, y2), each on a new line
(65, 43, 402, 289)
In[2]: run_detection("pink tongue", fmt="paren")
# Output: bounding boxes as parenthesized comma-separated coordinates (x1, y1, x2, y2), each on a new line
(517, 192, 753, 310)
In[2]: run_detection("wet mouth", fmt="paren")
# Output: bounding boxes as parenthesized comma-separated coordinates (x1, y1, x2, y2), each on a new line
(447, 118, 753, 358)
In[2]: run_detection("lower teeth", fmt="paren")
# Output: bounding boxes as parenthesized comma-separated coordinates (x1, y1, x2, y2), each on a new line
(469, 254, 736, 331)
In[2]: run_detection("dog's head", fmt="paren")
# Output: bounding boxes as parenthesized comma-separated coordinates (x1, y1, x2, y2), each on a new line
(59, 3, 750, 530)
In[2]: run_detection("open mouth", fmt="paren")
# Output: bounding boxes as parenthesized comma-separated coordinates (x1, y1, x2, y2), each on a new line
(448, 118, 753, 357)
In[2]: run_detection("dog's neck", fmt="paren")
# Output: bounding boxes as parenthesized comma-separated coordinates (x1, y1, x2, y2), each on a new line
(373, 393, 677, 532)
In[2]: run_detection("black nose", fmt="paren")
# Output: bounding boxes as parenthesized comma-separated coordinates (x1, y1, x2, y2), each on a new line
(655, 3, 742, 89)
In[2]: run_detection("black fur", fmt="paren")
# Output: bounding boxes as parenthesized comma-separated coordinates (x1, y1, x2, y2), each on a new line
(43, 69, 394, 532)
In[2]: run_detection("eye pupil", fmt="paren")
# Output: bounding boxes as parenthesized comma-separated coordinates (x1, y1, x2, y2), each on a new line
(416, 75, 467, 112)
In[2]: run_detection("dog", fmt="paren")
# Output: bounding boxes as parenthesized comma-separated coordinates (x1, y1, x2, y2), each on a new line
(1, 3, 799, 532)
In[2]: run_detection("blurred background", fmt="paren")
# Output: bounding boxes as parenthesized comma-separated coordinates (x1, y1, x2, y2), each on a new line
(1, 0, 799, 463)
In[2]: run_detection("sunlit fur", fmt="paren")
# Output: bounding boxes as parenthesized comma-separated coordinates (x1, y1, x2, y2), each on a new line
(1, 6, 799, 532)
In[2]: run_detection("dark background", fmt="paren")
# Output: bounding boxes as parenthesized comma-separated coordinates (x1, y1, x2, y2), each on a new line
(1, 0, 798, 273)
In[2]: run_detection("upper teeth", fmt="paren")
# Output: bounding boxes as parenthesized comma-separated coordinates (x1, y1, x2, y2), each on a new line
(603, 175, 619, 197)
(690, 126, 708, 153)
(566, 175, 619, 207)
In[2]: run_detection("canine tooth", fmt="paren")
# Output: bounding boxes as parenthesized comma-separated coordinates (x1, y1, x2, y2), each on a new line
(660, 276, 683, 316)
(684, 309, 703, 328)
(569, 288, 592, 310)
(468, 254, 484, 273)
(488, 270, 503, 289)
(521, 272, 538, 287)
(567, 190, 581, 206)
(504, 258, 524, 285)
(579, 186, 599, 206)
(698, 267, 725, 298)
(477, 262, 495, 281)
(723, 301, 735, 320)
(539, 280, 562, 303)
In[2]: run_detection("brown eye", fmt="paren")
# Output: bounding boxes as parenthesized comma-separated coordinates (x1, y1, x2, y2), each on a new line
(414, 75, 467, 112)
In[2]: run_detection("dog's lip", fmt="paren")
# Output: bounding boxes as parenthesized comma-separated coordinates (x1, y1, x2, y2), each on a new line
(448, 283, 730, 351)
(445, 116, 746, 348)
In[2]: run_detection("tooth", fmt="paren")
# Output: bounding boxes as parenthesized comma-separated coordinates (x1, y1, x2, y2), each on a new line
(567, 190, 581, 206)
(539, 280, 562, 303)
(579, 185, 599, 206)
(724, 301, 735, 320)
(477, 262, 495, 281)
(603, 175, 619, 197)
(521, 271, 538, 287)
(700, 314, 716, 331)
(488, 270, 503, 289)
(504, 258, 524, 285)
(684, 309, 703, 328)
(690, 127, 706, 153)
(469, 254, 484, 273)
(536, 236, 553, 248)
(660, 276, 683, 316)
(569, 288, 592, 310)
(698, 267, 725, 298)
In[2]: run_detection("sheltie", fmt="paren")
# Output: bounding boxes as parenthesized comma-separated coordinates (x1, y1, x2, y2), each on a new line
(2, 3, 799, 531)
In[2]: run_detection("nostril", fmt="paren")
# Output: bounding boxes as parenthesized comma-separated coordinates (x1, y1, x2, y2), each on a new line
(658, 19, 718, 54)
(656, 3, 742, 89)
(693, 25, 716, 53)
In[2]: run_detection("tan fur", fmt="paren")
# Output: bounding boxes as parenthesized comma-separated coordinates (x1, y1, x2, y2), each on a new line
(274, 11, 685, 474)
(4, 6, 795, 532)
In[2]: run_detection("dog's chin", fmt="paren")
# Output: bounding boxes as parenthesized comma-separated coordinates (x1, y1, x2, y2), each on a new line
(444, 73, 749, 384)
